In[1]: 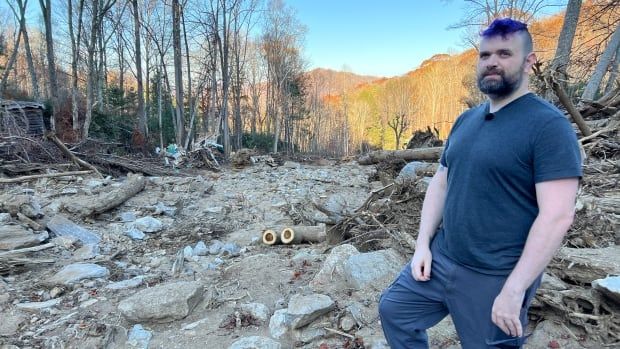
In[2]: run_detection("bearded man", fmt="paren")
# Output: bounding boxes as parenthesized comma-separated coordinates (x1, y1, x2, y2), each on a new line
(378, 18, 582, 349)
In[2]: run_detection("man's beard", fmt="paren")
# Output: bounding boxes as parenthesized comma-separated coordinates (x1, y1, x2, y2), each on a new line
(477, 61, 525, 98)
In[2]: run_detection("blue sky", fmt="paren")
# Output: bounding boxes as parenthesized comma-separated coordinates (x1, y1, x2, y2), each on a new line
(287, 1, 466, 77)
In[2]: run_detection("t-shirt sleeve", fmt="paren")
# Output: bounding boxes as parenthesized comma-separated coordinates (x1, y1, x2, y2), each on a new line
(533, 117, 583, 183)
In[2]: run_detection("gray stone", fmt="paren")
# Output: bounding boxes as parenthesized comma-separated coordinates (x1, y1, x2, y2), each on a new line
(220, 242, 241, 256)
(120, 212, 137, 222)
(125, 228, 146, 240)
(0, 313, 25, 336)
(209, 240, 224, 255)
(239, 302, 270, 322)
(310, 244, 359, 292)
(46, 263, 109, 285)
(396, 161, 425, 181)
(343, 249, 404, 291)
(73, 243, 99, 260)
(205, 206, 223, 214)
(133, 216, 163, 233)
(183, 246, 194, 259)
(85, 179, 104, 190)
(0, 213, 11, 223)
(47, 215, 100, 245)
(415, 177, 433, 192)
(106, 277, 144, 290)
(340, 315, 357, 331)
(268, 309, 290, 339)
(229, 336, 281, 349)
(283, 161, 301, 169)
(126, 324, 152, 349)
(292, 327, 327, 343)
(592, 275, 620, 303)
(288, 293, 335, 329)
(52, 235, 78, 249)
(526, 320, 582, 349)
(118, 281, 203, 323)
(16, 298, 62, 312)
(193, 241, 208, 256)
(154, 202, 178, 217)
(0, 225, 48, 250)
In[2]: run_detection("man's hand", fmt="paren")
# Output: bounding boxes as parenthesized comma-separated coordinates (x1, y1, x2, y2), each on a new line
(491, 287, 525, 337)
(410, 246, 432, 281)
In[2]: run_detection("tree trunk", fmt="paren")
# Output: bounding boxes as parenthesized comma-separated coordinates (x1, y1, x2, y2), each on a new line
(172, 0, 185, 146)
(357, 147, 444, 165)
(16, 0, 39, 99)
(182, 7, 194, 150)
(0, 26, 21, 95)
(83, 0, 100, 139)
(582, 23, 620, 101)
(603, 44, 620, 94)
(132, 0, 147, 137)
(39, 0, 59, 132)
(551, 0, 581, 81)
(69, 0, 85, 131)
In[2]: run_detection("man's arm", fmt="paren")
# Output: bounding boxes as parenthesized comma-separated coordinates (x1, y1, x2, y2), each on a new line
(411, 165, 448, 281)
(492, 177, 579, 337)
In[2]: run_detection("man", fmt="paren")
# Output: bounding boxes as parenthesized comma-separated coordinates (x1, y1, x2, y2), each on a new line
(378, 18, 582, 348)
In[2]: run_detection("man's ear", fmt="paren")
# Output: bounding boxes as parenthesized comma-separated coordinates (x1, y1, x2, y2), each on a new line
(525, 52, 537, 72)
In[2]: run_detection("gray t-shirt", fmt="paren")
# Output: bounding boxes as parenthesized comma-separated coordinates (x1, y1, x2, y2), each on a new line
(436, 93, 582, 275)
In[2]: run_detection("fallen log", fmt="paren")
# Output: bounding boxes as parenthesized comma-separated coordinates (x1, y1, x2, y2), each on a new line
(0, 242, 55, 258)
(17, 212, 44, 231)
(63, 174, 146, 216)
(0, 170, 93, 184)
(261, 229, 281, 245)
(548, 246, 620, 284)
(46, 132, 103, 178)
(281, 226, 326, 244)
(357, 147, 443, 165)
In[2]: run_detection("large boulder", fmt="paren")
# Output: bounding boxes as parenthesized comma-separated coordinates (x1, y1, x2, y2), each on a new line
(288, 293, 335, 329)
(310, 244, 359, 292)
(343, 249, 404, 291)
(118, 281, 204, 323)
(45, 263, 109, 285)
(47, 215, 100, 245)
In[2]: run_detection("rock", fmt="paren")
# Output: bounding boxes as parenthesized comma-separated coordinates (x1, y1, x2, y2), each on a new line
(133, 216, 163, 233)
(288, 293, 335, 329)
(229, 336, 281, 349)
(526, 320, 582, 349)
(49, 287, 63, 298)
(0, 213, 11, 223)
(268, 309, 290, 339)
(340, 315, 357, 331)
(118, 281, 204, 323)
(0, 225, 48, 250)
(396, 161, 425, 181)
(154, 202, 178, 217)
(183, 246, 194, 259)
(119, 212, 137, 222)
(181, 317, 208, 330)
(292, 327, 327, 343)
(46, 263, 109, 285)
(592, 275, 620, 303)
(73, 243, 99, 260)
(52, 235, 78, 249)
(415, 177, 433, 192)
(310, 244, 359, 292)
(85, 179, 104, 190)
(239, 302, 270, 322)
(106, 277, 144, 290)
(126, 324, 152, 349)
(16, 298, 62, 312)
(47, 214, 100, 245)
(193, 241, 208, 256)
(209, 240, 224, 255)
(283, 161, 301, 169)
(125, 228, 146, 240)
(0, 313, 25, 336)
(220, 242, 241, 257)
(205, 206, 223, 214)
(343, 249, 404, 291)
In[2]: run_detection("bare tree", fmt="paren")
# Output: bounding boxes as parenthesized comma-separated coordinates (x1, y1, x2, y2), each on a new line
(68, 0, 85, 130)
(172, 0, 184, 146)
(582, 22, 620, 100)
(38, 0, 59, 131)
(131, 0, 147, 138)
(551, 0, 582, 82)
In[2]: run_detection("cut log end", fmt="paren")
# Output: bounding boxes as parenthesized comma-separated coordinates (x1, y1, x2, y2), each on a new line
(262, 229, 280, 245)
(281, 228, 302, 244)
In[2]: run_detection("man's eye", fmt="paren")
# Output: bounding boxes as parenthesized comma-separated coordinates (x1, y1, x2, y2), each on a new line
(500, 52, 511, 57)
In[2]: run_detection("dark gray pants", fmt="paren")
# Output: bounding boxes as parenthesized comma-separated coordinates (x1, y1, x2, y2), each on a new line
(378, 241, 541, 349)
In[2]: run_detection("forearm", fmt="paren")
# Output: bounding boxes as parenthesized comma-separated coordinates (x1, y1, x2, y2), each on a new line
(416, 169, 448, 247)
(503, 212, 574, 293)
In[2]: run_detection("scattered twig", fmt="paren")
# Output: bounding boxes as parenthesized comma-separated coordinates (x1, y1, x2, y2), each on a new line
(0, 170, 93, 184)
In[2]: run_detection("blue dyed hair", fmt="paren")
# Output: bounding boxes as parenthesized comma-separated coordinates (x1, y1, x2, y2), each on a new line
(481, 18, 533, 53)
